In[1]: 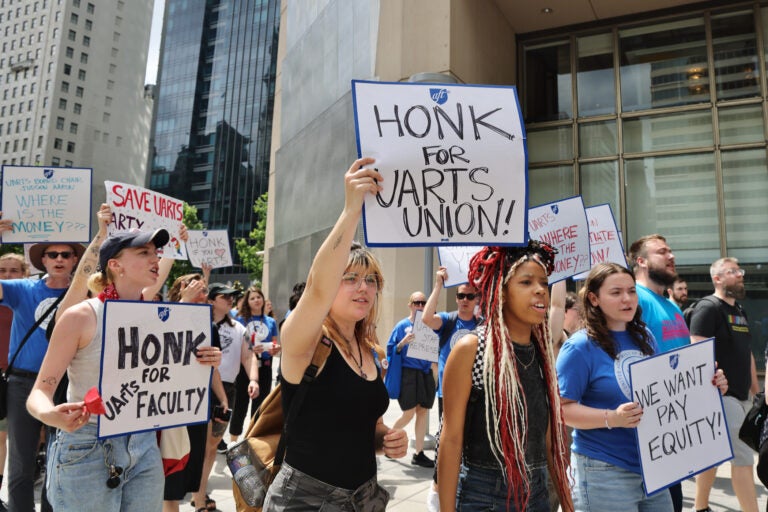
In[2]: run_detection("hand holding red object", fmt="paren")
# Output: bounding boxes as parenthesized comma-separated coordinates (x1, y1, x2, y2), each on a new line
(84, 386, 106, 415)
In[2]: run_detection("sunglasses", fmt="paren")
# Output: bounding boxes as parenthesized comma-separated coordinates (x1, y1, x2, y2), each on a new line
(456, 293, 477, 300)
(411, 300, 426, 307)
(44, 250, 74, 259)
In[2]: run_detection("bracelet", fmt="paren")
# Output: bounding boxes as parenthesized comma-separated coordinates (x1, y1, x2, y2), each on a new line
(604, 409, 612, 430)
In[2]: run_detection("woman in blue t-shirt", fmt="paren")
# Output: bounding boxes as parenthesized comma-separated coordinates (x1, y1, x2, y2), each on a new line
(556, 263, 726, 511)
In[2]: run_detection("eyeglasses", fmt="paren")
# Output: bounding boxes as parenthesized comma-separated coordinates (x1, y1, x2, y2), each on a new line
(341, 272, 380, 291)
(44, 250, 74, 259)
(721, 268, 746, 277)
(456, 293, 477, 300)
(410, 300, 426, 307)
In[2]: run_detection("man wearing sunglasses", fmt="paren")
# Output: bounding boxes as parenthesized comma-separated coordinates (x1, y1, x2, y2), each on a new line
(0, 239, 83, 512)
(386, 291, 436, 468)
(688, 258, 758, 512)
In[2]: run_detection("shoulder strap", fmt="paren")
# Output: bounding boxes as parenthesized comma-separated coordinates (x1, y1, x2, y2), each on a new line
(274, 336, 333, 466)
(439, 311, 459, 348)
(7, 291, 66, 373)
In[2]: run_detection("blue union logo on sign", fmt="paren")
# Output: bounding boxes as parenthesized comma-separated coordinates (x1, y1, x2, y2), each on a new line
(157, 307, 170, 322)
(429, 88, 449, 105)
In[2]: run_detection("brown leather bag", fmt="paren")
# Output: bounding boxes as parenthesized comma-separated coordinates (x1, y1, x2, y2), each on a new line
(232, 337, 332, 512)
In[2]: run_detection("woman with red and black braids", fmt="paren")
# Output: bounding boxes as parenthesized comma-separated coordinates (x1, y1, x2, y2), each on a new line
(437, 241, 572, 512)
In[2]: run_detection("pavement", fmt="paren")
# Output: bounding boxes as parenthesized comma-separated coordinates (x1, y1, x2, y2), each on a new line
(15, 398, 768, 511)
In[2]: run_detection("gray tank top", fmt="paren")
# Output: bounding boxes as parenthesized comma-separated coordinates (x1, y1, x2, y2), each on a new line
(67, 297, 104, 424)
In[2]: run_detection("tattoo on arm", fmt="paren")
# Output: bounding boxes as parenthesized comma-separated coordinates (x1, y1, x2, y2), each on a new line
(82, 264, 92, 274)
(42, 376, 58, 387)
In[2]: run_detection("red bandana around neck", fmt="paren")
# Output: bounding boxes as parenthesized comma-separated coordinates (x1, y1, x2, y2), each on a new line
(98, 284, 144, 302)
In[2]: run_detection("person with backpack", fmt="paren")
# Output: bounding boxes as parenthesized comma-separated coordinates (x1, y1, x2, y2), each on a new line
(689, 257, 759, 512)
(387, 291, 437, 468)
(437, 241, 572, 511)
(262, 158, 407, 511)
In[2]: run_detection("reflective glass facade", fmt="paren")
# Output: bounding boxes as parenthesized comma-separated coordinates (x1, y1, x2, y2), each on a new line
(520, 1, 768, 367)
(150, 0, 279, 270)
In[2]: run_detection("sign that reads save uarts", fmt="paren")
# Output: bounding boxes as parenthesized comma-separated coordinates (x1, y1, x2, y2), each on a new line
(406, 311, 439, 363)
(105, 181, 187, 260)
(352, 80, 528, 247)
(1, 165, 92, 243)
(527, 196, 590, 283)
(98, 301, 213, 439)
(186, 230, 233, 269)
(629, 339, 732, 496)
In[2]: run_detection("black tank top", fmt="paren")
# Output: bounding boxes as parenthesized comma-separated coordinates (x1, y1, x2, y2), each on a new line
(281, 341, 389, 489)
(464, 334, 549, 469)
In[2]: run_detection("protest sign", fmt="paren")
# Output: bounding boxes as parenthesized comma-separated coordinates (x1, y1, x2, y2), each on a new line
(1, 165, 91, 243)
(437, 246, 482, 288)
(352, 80, 528, 247)
(573, 203, 627, 280)
(406, 311, 439, 362)
(98, 301, 212, 438)
(186, 230, 232, 269)
(630, 339, 732, 495)
(105, 181, 187, 259)
(528, 196, 590, 283)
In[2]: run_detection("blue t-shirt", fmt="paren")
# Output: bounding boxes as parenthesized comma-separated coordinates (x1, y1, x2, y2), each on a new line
(386, 318, 431, 373)
(637, 283, 689, 353)
(237, 315, 279, 362)
(557, 328, 658, 474)
(436, 311, 478, 397)
(1, 278, 66, 372)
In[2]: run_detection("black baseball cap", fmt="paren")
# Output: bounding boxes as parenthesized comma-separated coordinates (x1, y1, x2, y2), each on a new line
(98, 229, 170, 271)
(208, 282, 238, 300)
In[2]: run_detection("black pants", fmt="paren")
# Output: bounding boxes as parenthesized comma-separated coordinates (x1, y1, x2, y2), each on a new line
(229, 362, 274, 437)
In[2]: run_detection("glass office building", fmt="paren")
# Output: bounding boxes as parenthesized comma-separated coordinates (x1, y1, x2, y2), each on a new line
(150, 0, 278, 273)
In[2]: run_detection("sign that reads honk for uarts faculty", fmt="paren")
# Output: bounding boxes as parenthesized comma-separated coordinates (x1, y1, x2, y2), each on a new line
(352, 80, 528, 247)
(97, 301, 212, 439)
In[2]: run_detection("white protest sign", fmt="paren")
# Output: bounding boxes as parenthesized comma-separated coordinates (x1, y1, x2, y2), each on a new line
(528, 196, 590, 283)
(630, 339, 732, 495)
(352, 80, 527, 247)
(105, 181, 187, 259)
(186, 230, 232, 269)
(98, 301, 212, 438)
(1, 166, 92, 243)
(573, 204, 627, 280)
(406, 311, 439, 362)
(437, 246, 483, 288)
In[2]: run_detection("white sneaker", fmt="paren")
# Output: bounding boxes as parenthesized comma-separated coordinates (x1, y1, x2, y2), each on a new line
(426, 486, 440, 512)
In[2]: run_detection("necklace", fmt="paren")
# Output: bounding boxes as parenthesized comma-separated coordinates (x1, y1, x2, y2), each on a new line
(352, 339, 367, 379)
(513, 342, 536, 370)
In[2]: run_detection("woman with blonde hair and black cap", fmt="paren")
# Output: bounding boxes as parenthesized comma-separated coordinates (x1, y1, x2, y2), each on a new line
(26, 229, 222, 512)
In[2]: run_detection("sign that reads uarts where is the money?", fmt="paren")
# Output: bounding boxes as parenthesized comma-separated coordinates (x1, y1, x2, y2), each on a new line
(97, 301, 213, 438)
(352, 80, 528, 247)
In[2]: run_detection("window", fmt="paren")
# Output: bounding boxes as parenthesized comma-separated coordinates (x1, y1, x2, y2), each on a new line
(56, 116, 64, 129)
(115, 16, 122, 26)
(113, 32, 120, 43)
(65, 46, 73, 58)
(53, 138, 62, 149)
(66, 141, 75, 153)
(111, 47, 118, 58)
(58, 98, 66, 109)
(77, 69, 85, 80)
(70, 12, 77, 24)
(84, 19, 91, 30)
(64, 160, 73, 167)
(102, 112, 110, 123)
(69, 122, 77, 134)
(117, 0, 123, 11)
(86, 3, 93, 14)
(82, 35, 89, 46)
(51, 156, 60, 165)
(108, 64, 116, 74)
(80, 52, 87, 64)
(60, 81, 68, 92)
(106, 79, 114, 90)
(63, 63, 71, 75)
(104, 96, 112, 106)
(73, 103, 81, 114)
(67, 29, 76, 41)
(75, 86, 83, 97)
(73, 0, 80, 7)
(115, 136, 122, 147)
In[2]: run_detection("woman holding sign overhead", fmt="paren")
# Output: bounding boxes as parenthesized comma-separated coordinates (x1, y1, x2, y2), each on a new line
(556, 263, 726, 512)
(262, 158, 408, 511)
(26, 229, 222, 512)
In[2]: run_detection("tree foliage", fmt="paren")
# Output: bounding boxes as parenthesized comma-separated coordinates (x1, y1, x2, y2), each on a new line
(235, 192, 268, 282)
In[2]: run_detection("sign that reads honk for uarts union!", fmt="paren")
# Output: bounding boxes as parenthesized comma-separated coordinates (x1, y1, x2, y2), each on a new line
(97, 301, 213, 439)
(352, 80, 528, 247)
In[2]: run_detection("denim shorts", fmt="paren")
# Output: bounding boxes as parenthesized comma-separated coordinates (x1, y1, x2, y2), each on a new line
(263, 462, 389, 511)
(723, 395, 754, 466)
(571, 452, 673, 512)
(47, 423, 163, 512)
(456, 463, 550, 511)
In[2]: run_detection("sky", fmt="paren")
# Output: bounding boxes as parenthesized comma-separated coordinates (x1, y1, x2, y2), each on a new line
(145, 0, 166, 84)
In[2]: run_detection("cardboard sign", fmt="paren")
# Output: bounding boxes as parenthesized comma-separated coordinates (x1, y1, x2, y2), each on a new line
(406, 311, 439, 362)
(437, 246, 482, 288)
(573, 204, 627, 280)
(186, 230, 232, 269)
(1, 165, 92, 243)
(98, 301, 213, 438)
(352, 80, 528, 247)
(630, 339, 732, 495)
(105, 181, 187, 259)
(528, 196, 590, 283)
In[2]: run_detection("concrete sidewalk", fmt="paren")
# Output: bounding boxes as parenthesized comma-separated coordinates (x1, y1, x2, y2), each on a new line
(22, 397, 768, 511)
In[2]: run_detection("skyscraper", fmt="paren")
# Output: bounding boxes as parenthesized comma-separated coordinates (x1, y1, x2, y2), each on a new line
(149, 0, 279, 274)
(0, 0, 155, 213)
